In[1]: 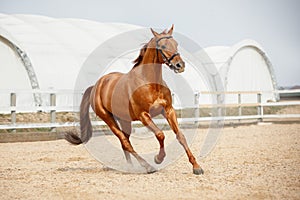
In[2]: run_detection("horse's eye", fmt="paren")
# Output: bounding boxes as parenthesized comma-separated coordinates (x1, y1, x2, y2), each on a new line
(161, 45, 166, 49)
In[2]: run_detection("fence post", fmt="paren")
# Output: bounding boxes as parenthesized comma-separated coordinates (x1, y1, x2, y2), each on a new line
(238, 93, 242, 121)
(50, 93, 56, 132)
(171, 93, 175, 106)
(217, 93, 222, 119)
(10, 93, 16, 132)
(257, 93, 263, 122)
(194, 92, 200, 124)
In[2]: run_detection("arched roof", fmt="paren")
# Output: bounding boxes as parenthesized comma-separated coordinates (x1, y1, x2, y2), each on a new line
(0, 13, 141, 91)
(198, 39, 279, 102)
(0, 13, 143, 112)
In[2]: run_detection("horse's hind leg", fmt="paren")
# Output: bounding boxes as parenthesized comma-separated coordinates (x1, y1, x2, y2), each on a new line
(119, 120, 132, 165)
(139, 112, 166, 164)
(97, 110, 156, 173)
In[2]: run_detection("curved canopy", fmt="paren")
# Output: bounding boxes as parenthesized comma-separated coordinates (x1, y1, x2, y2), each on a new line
(0, 14, 141, 112)
(199, 39, 279, 103)
(0, 13, 141, 91)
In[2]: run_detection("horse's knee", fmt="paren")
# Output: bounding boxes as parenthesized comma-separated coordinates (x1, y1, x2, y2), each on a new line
(155, 132, 165, 141)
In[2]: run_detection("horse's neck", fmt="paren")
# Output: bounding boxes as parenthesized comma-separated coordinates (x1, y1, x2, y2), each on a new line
(138, 48, 163, 84)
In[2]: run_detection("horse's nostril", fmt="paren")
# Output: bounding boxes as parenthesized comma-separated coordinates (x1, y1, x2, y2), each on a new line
(176, 63, 181, 68)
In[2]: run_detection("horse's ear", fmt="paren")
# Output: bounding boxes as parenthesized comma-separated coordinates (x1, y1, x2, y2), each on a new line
(167, 24, 174, 35)
(150, 28, 159, 37)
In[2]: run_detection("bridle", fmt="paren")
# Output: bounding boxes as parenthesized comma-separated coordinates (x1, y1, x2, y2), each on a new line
(155, 36, 180, 67)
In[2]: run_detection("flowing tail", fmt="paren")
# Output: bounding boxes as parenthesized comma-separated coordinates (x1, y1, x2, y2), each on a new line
(65, 86, 94, 145)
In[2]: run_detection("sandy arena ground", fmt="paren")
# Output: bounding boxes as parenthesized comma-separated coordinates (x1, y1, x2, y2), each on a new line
(0, 122, 299, 199)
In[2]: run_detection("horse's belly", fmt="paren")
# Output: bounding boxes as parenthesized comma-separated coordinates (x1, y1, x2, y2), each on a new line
(110, 96, 134, 120)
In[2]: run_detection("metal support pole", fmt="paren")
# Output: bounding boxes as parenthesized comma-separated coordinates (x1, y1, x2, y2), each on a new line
(10, 93, 16, 132)
(50, 93, 56, 132)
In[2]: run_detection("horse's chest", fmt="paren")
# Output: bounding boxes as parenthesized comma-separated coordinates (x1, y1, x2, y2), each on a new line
(149, 98, 167, 117)
(152, 98, 167, 107)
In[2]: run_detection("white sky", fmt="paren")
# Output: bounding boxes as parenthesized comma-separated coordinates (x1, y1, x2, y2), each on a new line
(0, 0, 299, 86)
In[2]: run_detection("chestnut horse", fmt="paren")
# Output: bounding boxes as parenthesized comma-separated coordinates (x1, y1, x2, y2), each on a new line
(65, 25, 203, 175)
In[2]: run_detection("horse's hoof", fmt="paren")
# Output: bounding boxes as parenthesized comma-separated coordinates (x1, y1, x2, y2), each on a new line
(193, 168, 204, 175)
(154, 155, 163, 164)
(146, 165, 157, 174)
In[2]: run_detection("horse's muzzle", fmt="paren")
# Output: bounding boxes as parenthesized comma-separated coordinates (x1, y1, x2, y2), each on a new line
(170, 61, 185, 73)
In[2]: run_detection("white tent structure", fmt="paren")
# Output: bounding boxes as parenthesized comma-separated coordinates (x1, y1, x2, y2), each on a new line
(0, 14, 278, 113)
(0, 14, 142, 113)
(198, 39, 279, 104)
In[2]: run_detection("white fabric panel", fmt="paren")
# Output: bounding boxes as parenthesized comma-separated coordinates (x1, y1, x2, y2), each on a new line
(227, 47, 275, 103)
(0, 37, 35, 113)
(0, 38, 31, 90)
(199, 39, 278, 104)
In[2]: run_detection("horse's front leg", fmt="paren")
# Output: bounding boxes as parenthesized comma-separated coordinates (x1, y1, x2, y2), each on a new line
(139, 112, 166, 164)
(164, 107, 204, 175)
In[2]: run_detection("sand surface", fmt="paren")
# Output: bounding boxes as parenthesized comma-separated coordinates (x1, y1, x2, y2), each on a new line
(0, 122, 299, 199)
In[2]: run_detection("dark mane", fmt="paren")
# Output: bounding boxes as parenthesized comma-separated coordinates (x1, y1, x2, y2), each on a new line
(133, 43, 148, 68)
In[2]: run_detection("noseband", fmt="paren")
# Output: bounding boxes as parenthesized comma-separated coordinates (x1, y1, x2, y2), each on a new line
(156, 36, 180, 67)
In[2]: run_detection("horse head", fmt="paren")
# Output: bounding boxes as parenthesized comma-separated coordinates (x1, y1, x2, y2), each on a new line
(151, 25, 185, 73)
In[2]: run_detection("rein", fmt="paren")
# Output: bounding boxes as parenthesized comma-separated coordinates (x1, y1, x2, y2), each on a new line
(155, 36, 180, 67)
